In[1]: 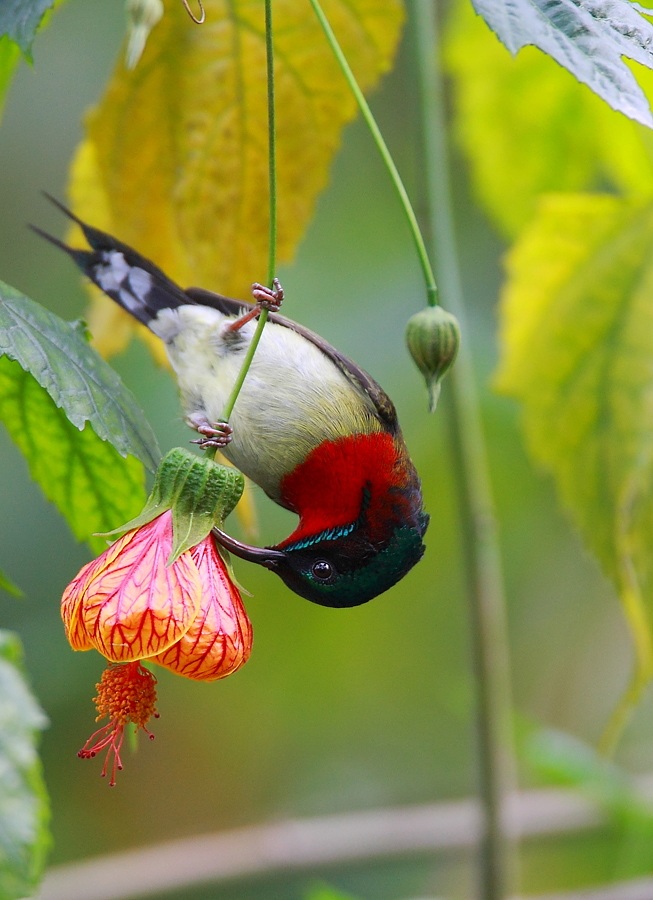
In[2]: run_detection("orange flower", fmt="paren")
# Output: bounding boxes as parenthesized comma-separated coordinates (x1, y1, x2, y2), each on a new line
(62, 506, 252, 784)
(62, 509, 252, 680)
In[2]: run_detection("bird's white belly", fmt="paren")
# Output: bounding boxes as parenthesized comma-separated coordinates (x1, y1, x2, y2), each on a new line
(151, 305, 379, 501)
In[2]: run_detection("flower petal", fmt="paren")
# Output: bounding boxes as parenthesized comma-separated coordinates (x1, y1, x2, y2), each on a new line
(61, 559, 97, 651)
(62, 512, 202, 662)
(151, 536, 252, 681)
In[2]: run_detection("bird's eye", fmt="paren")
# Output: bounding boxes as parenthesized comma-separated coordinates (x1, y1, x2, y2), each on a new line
(311, 559, 334, 580)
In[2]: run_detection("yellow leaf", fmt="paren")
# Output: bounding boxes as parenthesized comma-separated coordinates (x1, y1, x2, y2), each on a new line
(68, 0, 404, 354)
(496, 194, 653, 701)
(444, 0, 653, 236)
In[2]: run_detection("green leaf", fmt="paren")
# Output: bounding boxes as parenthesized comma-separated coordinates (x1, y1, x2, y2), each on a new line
(470, 0, 653, 127)
(525, 728, 653, 830)
(0, 355, 147, 552)
(0, 631, 50, 899)
(0, 0, 56, 57)
(0, 36, 20, 123)
(444, 0, 653, 236)
(495, 194, 653, 694)
(0, 1, 62, 122)
(0, 282, 160, 472)
(0, 570, 22, 598)
(304, 884, 360, 900)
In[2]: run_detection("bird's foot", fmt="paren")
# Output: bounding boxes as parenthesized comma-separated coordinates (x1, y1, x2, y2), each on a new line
(251, 278, 284, 312)
(188, 415, 234, 449)
(227, 278, 284, 332)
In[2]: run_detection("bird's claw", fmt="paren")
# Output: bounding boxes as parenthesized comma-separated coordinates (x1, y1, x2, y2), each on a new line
(251, 278, 284, 313)
(226, 278, 284, 333)
(189, 420, 234, 449)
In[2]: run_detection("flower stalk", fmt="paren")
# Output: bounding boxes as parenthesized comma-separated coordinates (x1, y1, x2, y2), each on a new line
(308, 0, 438, 308)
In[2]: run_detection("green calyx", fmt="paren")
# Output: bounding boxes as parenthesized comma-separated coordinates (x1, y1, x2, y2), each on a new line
(106, 447, 244, 564)
(406, 305, 461, 412)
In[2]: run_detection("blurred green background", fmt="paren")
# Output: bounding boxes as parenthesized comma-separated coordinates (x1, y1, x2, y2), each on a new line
(1, 2, 651, 897)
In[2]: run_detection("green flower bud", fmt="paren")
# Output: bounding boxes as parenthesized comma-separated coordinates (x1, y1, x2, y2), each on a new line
(406, 306, 461, 412)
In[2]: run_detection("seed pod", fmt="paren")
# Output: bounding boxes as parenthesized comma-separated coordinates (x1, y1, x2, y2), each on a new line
(406, 306, 461, 412)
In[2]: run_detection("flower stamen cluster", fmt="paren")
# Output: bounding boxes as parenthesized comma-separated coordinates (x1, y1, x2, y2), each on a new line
(78, 661, 159, 786)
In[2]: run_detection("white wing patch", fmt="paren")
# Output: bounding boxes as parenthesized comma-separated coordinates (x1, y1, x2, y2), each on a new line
(127, 266, 153, 302)
(95, 251, 129, 292)
(94, 250, 153, 315)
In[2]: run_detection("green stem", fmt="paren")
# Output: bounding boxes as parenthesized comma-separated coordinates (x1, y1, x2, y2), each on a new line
(308, 0, 438, 307)
(412, 2, 517, 898)
(264, 0, 277, 288)
(312, 0, 516, 891)
(221, 0, 277, 422)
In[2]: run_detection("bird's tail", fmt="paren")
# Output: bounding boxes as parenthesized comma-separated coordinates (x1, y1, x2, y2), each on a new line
(31, 194, 189, 327)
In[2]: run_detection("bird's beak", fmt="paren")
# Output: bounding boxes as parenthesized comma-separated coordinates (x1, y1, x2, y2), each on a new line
(212, 527, 285, 570)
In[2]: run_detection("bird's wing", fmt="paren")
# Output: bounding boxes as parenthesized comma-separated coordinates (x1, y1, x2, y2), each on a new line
(185, 287, 399, 433)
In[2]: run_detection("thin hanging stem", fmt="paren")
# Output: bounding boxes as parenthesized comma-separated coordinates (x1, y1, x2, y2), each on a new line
(220, 0, 277, 422)
(264, 0, 278, 290)
(412, 2, 518, 899)
(182, 0, 205, 25)
(308, 0, 438, 307)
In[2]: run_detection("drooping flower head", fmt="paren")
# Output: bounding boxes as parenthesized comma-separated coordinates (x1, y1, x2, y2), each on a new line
(61, 448, 251, 783)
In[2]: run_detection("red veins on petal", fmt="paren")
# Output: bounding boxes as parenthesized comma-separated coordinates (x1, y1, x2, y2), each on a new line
(151, 536, 253, 681)
(62, 514, 254, 683)
(62, 512, 202, 663)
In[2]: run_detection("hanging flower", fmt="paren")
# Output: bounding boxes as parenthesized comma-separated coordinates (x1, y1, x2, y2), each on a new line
(62, 448, 251, 784)
(62, 509, 252, 678)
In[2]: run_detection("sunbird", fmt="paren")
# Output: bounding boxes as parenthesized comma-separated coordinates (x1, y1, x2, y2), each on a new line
(34, 197, 429, 608)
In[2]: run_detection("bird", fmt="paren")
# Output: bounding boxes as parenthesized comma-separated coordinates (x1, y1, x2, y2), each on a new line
(33, 196, 429, 608)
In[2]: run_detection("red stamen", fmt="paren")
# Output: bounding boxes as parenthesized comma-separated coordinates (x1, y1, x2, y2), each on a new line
(78, 661, 158, 786)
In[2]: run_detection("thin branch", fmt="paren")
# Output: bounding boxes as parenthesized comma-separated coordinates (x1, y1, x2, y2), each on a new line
(535, 877, 653, 900)
(37, 777, 653, 900)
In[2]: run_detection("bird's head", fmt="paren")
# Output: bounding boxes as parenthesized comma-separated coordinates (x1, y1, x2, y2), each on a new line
(213, 515, 428, 608)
